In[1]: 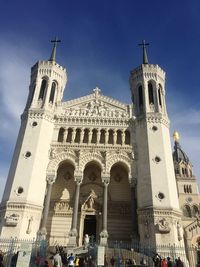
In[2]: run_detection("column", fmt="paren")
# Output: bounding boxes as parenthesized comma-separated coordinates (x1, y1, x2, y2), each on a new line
(130, 179, 139, 240)
(80, 128, 84, 143)
(97, 129, 101, 144)
(105, 130, 109, 144)
(122, 130, 125, 145)
(38, 175, 55, 236)
(88, 129, 93, 143)
(100, 179, 109, 245)
(113, 130, 117, 145)
(68, 178, 82, 246)
(63, 128, 68, 142)
(71, 128, 76, 142)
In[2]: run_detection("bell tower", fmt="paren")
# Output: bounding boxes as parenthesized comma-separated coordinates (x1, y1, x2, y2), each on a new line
(0, 39, 67, 239)
(130, 41, 185, 246)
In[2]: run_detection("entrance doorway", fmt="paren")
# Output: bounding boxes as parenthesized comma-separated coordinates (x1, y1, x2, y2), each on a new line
(83, 215, 97, 241)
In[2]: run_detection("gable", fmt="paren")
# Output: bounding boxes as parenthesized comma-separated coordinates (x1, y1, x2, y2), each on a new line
(56, 88, 132, 119)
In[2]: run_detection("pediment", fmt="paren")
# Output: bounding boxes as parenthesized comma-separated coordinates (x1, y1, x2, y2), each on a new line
(57, 88, 132, 119)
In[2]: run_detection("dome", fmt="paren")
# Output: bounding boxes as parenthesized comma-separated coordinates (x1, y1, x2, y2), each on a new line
(173, 141, 190, 164)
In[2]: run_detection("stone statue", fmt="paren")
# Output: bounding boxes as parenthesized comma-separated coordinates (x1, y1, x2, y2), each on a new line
(26, 216, 33, 234)
(85, 190, 97, 210)
(177, 221, 183, 241)
(84, 234, 90, 247)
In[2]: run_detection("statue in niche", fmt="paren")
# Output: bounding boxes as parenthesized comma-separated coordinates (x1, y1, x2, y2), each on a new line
(84, 190, 97, 210)
(26, 216, 33, 234)
(157, 218, 171, 233)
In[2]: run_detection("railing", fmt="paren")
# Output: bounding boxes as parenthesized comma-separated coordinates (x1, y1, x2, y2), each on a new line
(0, 237, 47, 267)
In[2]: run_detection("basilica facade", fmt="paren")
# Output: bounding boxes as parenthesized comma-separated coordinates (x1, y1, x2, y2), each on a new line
(0, 43, 199, 254)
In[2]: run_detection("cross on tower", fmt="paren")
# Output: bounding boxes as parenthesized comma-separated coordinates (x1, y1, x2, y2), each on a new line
(49, 37, 61, 62)
(138, 40, 149, 64)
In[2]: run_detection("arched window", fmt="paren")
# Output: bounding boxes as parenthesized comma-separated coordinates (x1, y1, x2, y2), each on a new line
(91, 129, 97, 143)
(38, 79, 47, 100)
(83, 129, 89, 143)
(49, 82, 56, 103)
(108, 130, 114, 144)
(100, 129, 106, 144)
(158, 85, 162, 107)
(58, 128, 65, 142)
(66, 128, 73, 143)
(183, 205, 192, 217)
(148, 83, 154, 104)
(116, 130, 122, 145)
(138, 86, 143, 106)
(125, 130, 130, 145)
(74, 129, 81, 143)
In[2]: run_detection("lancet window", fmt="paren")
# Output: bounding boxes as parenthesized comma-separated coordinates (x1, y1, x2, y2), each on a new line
(49, 81, 56, 103)
(148, 83, 154, 104)
(38, 79, 47, 101)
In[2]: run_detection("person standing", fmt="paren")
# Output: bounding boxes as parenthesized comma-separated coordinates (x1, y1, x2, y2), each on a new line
(110, 256, 115, 267)
(161, 258, 167, 267)
(167, 257, 173, 267)
(52, 251, 63, 267)
(68, 253, 75, 267)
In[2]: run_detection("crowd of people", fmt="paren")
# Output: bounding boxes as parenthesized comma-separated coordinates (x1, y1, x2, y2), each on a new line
(152, 253, 185, 267)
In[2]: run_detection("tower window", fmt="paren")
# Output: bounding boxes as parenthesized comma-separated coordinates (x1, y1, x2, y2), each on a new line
(32, 121, 38, 127)
(38, 79, 47, 100)
(158, 85, 162, 107)
(49, 82, 56, 103)
(138, 86, 143, 106)
(148, 83, 154, 104)
(17, 187, 24, 194)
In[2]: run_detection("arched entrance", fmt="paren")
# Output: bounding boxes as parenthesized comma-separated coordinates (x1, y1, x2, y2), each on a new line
(78, 161, 103, 245)
(48, 160, 75, 245)
(108, 162, 132, 241)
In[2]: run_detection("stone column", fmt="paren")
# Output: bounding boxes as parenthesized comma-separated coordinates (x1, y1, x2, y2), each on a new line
(97, 129, 101, 144)
(63, 128, 68, 142)
(68, 177, 82, 247)
(80, 128, 84, 143)
(122, 130, 125, 145)
(71, 128, 76, 143)
(38, 175, 55, 237)
(88, 129, 93, 143)
(105, 130, 109, 144)
(130, 178, 139, 240)
(100, 178, 109, 245)
(113, 130, 117, 145)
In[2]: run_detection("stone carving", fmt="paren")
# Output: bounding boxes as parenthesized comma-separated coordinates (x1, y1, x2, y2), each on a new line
(5, 213, 20, 226)
(54, 201, 70, 212)
(26, 216, 33, 234)
(177, 221, 183, 241)
(157, 218, 171, 233)
(83, 190, 98, 210)
(64, 100, 128, 119)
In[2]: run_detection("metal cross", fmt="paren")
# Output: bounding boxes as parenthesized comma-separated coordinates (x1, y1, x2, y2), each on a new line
(51, 37, 61, 46)
(138, 40, 149, 64)
(138, 40, 149, 49)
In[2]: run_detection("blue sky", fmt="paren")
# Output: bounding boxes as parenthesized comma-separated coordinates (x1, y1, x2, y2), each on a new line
(0, 0, 200, 199)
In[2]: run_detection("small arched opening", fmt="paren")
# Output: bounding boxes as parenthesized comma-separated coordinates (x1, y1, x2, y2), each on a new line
(58, 128, 65, 142)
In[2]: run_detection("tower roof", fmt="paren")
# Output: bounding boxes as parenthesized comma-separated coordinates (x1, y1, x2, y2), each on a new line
(49, 37, 61, 62)
(172, 131, 190, 163)
(138, 40, 149, 64)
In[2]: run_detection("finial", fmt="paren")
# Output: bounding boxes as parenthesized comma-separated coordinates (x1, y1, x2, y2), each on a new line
(138, 40, 149, 64)
(93, 87, 101, 97)
(49, 37, 61, 62)
(173, 131, 180, 143)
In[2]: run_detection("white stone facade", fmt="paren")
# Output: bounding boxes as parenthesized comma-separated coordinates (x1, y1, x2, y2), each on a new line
(0, 54, 189, 250)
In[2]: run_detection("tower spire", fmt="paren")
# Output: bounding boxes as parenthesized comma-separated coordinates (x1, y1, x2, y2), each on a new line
(138, 40, 149, 64)
(49, 37, 61, 62)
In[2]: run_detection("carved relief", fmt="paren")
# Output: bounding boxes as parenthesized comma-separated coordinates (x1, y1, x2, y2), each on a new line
(54, 201, 72, 213)
(177, 221, 183, 241)
(157, 218, 171, 233)
(5, 214, 20, 226)
(82, 190, 98, 211)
